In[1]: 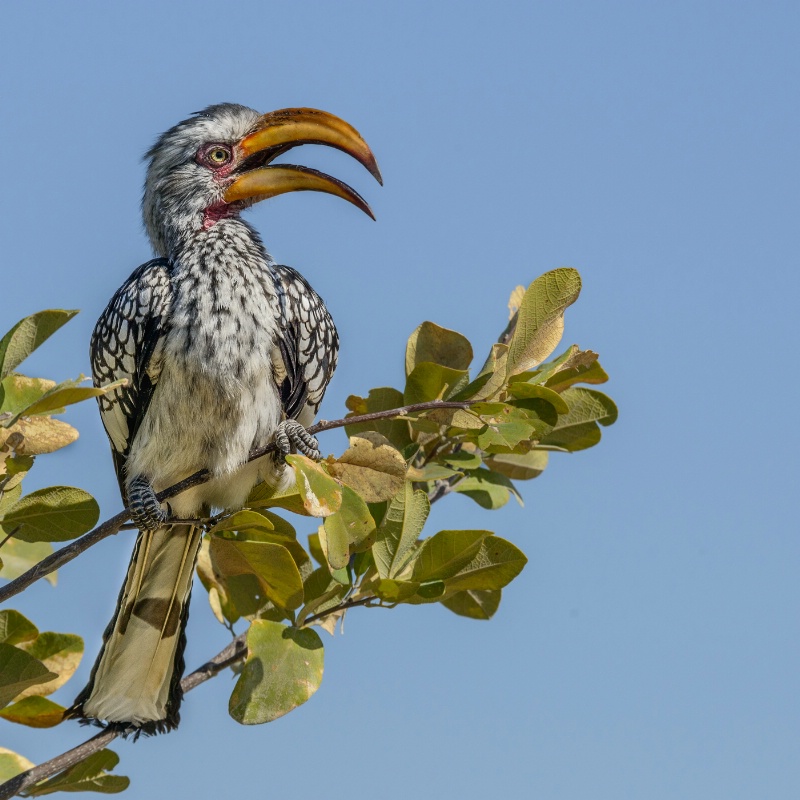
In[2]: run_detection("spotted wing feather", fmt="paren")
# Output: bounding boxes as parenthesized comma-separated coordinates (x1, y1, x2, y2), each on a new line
(270, 265, 339, 422)
(91, 259, 173, 493)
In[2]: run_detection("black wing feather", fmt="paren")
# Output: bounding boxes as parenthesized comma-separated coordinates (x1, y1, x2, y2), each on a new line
(90, 259, 173, 496)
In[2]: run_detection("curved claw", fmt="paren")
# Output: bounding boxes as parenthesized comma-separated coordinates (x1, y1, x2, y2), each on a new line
(275, 420, 322, 461)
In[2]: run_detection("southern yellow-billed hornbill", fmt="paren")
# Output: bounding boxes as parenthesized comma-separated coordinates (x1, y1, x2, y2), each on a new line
(68, 104, 381, 734)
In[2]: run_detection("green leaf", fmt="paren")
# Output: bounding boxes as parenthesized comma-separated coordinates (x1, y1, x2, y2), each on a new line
(444, 536, 528, 594)
(412, 530, 490, 582)
(474, 418, 538, 452)
(373, 578, 421, 603)
(407, 463, 462, 482)
(441, 589, 501, 620)
(229, 620, 324, 725)
(210, 534, 304, 612)
(0, 310, 78, 381)
(326, 432, 407, 503)
(530, 344, 599, 385)
(507, 269, 582, 375)
(545, 357, 608, 392)
(1, 486, 99, 543)
(465, 343, 509, 401)
(345, 387, 412, 448)
(25, 749, 129, 796)
(405, 321, 473, 376)
(440, 450, 483, 470)
(539, 387, 618, 452)
(0, 695, 65, 728)
(0, 610, 38, 645)
(0, 643, 57, 709)
(322, 485, 376, 565)
(0, 747, 34, 784)
(318, 518, 349, 572)
(16, 632, 83, 698)
(300, 567, 347, 623)
(247, 482, 309, 516)
(373, 484, 429, 579)
(506, 382, 570, 414)
(307, 532, 326, 568)
(485, 449, 549, 480)
(286, 455, 343, 517)
(0, 538, 57, 586)
(453, 468, 521, 509)
(417, 579, 446, 599)
(404, 362, 469, 405)
(209, 509, 298, 543)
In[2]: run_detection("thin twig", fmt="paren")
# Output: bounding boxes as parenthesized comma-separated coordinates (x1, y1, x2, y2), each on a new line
(0, 400, 471, 604)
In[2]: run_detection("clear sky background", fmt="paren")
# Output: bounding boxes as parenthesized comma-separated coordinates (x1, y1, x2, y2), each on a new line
(1, 2, 798, 798)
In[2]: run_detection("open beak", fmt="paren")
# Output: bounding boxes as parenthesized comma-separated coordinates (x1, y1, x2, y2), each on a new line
(224, 108, 382, 219)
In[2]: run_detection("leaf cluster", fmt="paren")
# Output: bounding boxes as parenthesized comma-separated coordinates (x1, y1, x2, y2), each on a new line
(0, 268, 617, 796)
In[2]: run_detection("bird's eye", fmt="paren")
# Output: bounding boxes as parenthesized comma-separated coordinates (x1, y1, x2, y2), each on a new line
(201, 145, 232, 167)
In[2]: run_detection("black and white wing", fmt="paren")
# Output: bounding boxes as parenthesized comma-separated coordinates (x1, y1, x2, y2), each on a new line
(269, 265, 339, 423)
(90, 259, 173, 491)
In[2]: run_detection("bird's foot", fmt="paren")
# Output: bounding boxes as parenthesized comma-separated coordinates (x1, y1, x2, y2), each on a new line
(128, 476, 170, 530)
(275, 419, 321, 461)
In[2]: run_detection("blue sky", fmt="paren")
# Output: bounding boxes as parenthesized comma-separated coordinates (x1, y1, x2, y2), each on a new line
(1, 1, 798, 797)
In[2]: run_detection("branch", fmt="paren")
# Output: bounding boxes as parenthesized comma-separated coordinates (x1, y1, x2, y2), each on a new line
(0, 400, 471, 603)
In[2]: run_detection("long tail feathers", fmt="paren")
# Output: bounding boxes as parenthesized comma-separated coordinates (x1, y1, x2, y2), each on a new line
(68, 524, 203, 735)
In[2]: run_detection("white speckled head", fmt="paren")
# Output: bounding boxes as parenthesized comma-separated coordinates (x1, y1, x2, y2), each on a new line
(142, 103, 261, 257)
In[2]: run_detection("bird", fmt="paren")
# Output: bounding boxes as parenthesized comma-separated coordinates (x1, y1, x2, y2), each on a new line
(67, 103, 381, 734)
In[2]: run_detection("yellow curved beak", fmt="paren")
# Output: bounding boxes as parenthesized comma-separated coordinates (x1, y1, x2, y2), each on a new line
(224, 108, 382, 219)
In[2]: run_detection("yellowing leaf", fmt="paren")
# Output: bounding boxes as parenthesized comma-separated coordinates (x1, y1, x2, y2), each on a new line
(507, 269, 582, 375)
(20, 377, 127, 417)
(0, 375, 56, 417)
(327, 432, 406, 503)
(0, 417, 78, 455)
(16, 632, 83, 698)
